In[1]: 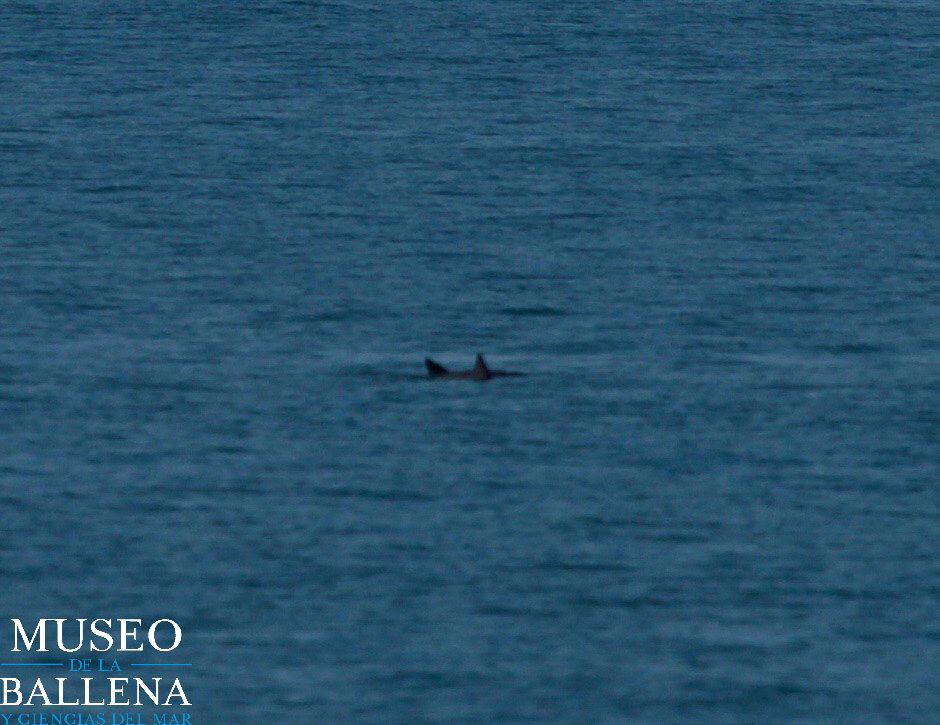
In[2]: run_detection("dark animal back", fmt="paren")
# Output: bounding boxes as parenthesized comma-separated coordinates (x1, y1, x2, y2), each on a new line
(425, 358, 448, 377)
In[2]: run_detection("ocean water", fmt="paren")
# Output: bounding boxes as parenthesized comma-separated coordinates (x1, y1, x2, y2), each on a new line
(1, 0, 937, 721)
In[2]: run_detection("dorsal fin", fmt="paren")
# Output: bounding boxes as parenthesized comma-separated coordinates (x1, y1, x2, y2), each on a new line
(474, 354, 490, 376)
(425, 358, 448, 377)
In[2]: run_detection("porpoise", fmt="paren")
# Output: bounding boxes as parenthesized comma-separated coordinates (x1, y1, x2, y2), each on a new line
(425, 354, 521, 381)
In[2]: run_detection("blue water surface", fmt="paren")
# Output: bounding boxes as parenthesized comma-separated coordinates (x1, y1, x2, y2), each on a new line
(1, 1, 937, 721)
